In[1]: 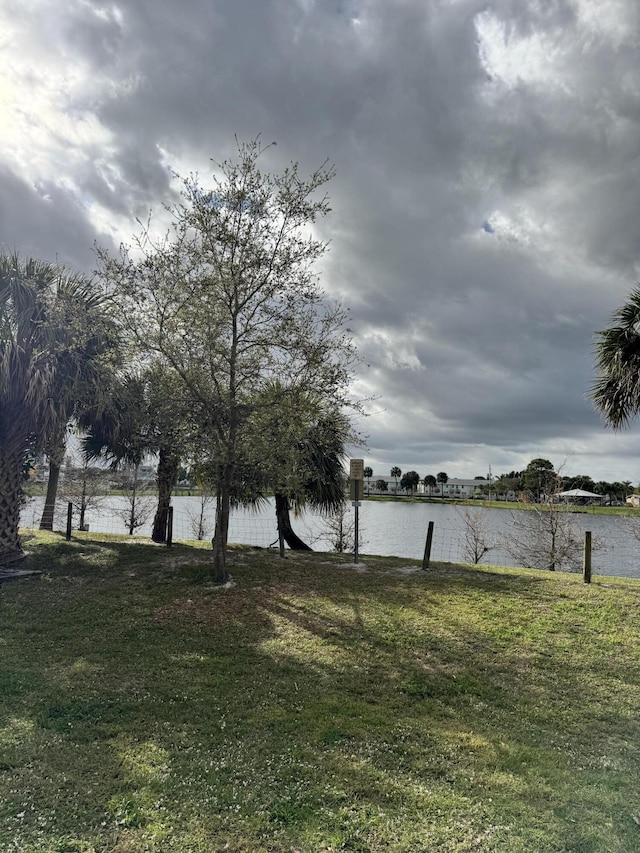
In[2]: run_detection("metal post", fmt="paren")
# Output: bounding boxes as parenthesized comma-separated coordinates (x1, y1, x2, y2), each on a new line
(354, 479, 360, 564)
(422, 520, 434, 570)
(166, 506, 174, 547)
(66, 502, 73, 541)
(583, 530, 592, 584)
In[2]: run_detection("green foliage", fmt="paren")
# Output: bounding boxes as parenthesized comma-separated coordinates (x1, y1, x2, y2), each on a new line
(0, 253, 116, 559)
(522, 458, 557, 501)
(99, 139, 359, 580)
(592, 285, 640, 428)
(400, 470, 420, 494)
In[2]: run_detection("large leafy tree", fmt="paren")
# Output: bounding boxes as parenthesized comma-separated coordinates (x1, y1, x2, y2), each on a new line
(522, 458, 556, 502)
(400, 470, 420, 495)
(99, 139, 358, 582)
(0, 254, 108, 562)
(592, 286, 640, 430)
(423, 474, 437, 495)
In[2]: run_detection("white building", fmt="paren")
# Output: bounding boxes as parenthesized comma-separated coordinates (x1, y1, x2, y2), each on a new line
(418, 478, 489, 498)
(361, 476, 516, 500)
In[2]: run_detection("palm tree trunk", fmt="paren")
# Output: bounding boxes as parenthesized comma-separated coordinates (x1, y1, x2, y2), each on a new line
(275, 493, 313, 551)
(39, 432, 66, 530)
(151, 447, 179, 543)
(0, 445, 26, 563)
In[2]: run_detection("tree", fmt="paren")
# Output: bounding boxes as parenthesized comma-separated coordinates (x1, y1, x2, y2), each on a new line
(100, 139, 358, 582)
(458, 508, 495, 564)
(58, 457, 109, 531)
(400, 470, 420, 496)
(522, 458, 556, 503)
(323, 501, 362, 553)
(114, 464, 155, 536)
(0, 254, 109, 563)
(495, 472, 522, 501)
(592, 286, 640, 430)
(241, 383, 355, 552)
(423, 474, 437, 496)
(81, 363, 201, 544)
(436, 471, 448, 497)
(503, 502, 584, 572)
(390, 467, 401, 494)
(363, 466, 373, 495)
(375, 479, 388, 493)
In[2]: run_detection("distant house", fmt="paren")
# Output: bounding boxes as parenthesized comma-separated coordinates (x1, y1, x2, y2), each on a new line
(364, 475, 406, 495)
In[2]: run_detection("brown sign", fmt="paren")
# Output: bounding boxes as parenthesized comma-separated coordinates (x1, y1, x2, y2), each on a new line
(350, 458, 364, 480)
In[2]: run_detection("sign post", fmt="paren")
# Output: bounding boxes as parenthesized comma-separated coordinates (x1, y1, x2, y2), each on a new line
(350, 459, 364, 564)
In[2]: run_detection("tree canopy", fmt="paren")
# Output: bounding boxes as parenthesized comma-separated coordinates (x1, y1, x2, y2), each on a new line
(98, 139, 359, 581)
(592, 286, 640, 429)
(0, 253, 112, 561)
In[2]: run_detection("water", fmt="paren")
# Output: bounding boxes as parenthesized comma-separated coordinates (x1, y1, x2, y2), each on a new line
(21, 496, 640, 580)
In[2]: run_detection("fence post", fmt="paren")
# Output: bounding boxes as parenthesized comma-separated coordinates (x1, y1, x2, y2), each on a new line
(66, 502, 73, 541)
(166, 506, 173, 548)
(422, 521, 434, 570)
(583, 530, 592, 584)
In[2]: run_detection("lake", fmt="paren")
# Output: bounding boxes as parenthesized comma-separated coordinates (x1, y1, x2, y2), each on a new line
(21, 496, 640, 580)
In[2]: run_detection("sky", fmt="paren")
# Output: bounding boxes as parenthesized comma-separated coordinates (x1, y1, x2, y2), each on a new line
(2, 0, 640, 483)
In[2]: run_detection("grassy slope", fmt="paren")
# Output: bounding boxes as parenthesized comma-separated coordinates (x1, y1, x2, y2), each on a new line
(1, 533, 639, 853)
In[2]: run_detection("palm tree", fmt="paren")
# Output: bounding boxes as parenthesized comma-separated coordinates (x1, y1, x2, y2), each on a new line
(592, 286, 640, 429)
(436, 471, 448, 497)
(390, 466, 401, 494)
(275, 411, 350, 551)
(363, 466, 373, 495)
(0, 253, 107, 562)
(81, 365, 190, 543)
(423, 474, 437, 496)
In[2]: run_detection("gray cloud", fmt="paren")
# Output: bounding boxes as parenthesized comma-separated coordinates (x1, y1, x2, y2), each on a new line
(3, 0, 640, 481)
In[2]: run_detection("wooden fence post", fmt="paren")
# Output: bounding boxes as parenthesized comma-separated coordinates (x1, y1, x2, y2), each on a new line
(65, 502, 73, 541)
(422, 521, 434, 570)
(583, 530, 592, 584)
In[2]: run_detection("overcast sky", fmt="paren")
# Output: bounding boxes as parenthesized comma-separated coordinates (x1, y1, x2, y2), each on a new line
(3, 0, 640, 482)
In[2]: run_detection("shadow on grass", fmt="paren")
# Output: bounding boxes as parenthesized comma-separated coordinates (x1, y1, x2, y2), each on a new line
(1, 534, 638, 851)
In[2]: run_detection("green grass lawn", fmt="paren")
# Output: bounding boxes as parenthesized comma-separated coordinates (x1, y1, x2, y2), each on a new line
(1, 532, 639, 852)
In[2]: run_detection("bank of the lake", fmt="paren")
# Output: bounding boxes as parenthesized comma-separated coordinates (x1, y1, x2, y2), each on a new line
(21, 495, 640, 579)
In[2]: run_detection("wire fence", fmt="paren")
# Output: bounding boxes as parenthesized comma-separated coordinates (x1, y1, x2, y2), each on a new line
(19, 497, 640, 580)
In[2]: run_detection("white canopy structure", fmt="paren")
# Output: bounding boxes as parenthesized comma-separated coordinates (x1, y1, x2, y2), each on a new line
(557, 488, 602, 503)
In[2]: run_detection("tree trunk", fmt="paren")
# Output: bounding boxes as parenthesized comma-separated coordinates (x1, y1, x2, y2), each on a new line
(210, 468, 232, 584)
(151, 447, 179, 543)
(275, 493, 313, 551)
(0, 445, 26, 563)
(39, 432, 66, 530)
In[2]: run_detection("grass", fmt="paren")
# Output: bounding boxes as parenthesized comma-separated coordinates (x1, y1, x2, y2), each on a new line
(1, 532, 639, 852)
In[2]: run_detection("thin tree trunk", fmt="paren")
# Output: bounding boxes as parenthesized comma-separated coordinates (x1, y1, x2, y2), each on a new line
(275, 493, 313, 551)
(0, 445, 26, 563)
(151, 447, 179, 543)
(211, 466, 232, 583)
(39, 432, 66, 530)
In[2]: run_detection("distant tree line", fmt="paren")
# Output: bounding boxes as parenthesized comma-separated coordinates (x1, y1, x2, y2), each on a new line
(364, 458, 632, 503)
